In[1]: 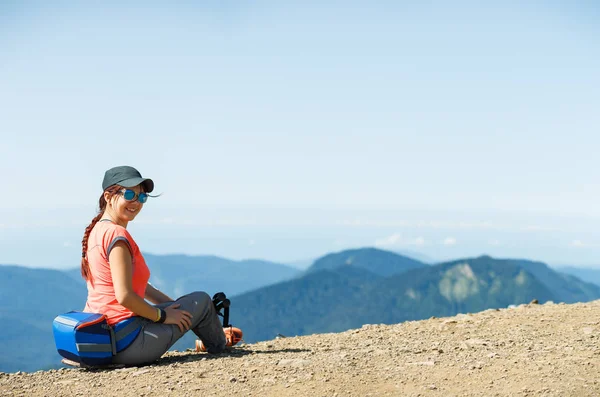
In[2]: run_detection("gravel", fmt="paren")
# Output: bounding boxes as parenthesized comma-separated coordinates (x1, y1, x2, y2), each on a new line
(2, 300, 600, 396)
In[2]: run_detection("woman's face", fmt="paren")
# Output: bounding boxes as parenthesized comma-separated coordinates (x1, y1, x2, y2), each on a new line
(106, 184, 145, 226)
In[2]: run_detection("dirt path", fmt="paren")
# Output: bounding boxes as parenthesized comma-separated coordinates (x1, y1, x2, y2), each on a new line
(2, 300, 600, 396)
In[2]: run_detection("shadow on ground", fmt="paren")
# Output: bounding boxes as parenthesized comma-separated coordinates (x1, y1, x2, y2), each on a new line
(65, 347, 311, 372)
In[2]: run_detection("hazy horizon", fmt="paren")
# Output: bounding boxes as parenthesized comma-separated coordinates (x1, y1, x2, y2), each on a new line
(3, 205, 600, 269)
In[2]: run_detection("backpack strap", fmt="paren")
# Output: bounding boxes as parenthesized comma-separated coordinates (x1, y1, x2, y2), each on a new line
(113, 316, 144, 352)
(114, 317, 143, 342)
(108, 325, 117, 355)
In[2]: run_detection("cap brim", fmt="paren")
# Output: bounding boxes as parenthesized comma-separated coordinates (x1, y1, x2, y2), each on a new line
(119, 177, 154, 193)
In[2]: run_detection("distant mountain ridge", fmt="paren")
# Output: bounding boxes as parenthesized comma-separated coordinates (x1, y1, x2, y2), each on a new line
(308, 247, 426, 277)
(497, 257, 600, 303)
(232, 251, 600, 343)
(557, 266, 600, 289)
(2, 248, 600, 373)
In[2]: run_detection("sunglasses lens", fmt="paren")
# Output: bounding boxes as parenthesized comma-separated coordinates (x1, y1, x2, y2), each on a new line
(138, 193, 148, 203)
(123, 190, 136, 200)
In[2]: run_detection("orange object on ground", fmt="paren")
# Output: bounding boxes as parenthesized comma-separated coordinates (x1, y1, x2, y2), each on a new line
(195, 327, 243, 352)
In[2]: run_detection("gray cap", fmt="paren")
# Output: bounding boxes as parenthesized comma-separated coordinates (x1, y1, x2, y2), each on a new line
(102, 166, 154, 193)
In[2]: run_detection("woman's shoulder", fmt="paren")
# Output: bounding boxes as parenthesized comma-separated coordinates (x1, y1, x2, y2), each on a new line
(93, 221, 139, 255)
(93, 220, 133, 240)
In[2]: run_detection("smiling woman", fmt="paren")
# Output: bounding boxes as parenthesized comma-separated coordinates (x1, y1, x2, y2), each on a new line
(76, 165, 241, 366)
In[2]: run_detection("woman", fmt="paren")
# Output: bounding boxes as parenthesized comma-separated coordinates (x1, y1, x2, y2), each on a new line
(81, 165, 239, 365)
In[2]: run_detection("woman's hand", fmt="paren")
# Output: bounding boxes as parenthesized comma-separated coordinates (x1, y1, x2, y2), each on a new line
(163, 303, 193, 332)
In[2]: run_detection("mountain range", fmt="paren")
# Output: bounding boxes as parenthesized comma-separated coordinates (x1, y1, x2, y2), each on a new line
(2, 248, 600, 373)
(232, 252, 600, 343)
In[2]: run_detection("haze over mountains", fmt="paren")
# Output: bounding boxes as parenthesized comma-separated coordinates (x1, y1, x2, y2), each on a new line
(2, 248, 600, 373)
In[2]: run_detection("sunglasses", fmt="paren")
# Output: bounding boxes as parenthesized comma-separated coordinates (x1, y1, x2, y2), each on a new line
(119, 189, 149, 203)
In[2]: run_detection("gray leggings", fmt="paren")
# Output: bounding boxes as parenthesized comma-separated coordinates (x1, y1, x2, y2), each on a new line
(112, 291, 226, 366)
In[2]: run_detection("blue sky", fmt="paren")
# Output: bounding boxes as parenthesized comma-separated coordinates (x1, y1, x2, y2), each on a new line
(1, 1, 599, 268)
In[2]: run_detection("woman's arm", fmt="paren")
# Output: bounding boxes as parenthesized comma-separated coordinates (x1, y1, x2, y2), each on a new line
(145, 283, 173, 305)
(109, 241, 192, 331)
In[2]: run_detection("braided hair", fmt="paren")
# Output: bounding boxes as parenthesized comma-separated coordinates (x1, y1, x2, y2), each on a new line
(80, 185, 122, 281)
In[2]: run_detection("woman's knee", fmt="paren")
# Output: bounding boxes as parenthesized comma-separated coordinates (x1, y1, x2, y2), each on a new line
(185, 291, 213, 315)
(188, 291, 211, 306)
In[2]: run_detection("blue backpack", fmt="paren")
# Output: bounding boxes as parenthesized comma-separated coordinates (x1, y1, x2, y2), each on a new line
(53, 311, 143, 366)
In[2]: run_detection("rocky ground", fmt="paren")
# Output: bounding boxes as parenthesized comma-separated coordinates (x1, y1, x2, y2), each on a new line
(2, 300, 600, 396)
